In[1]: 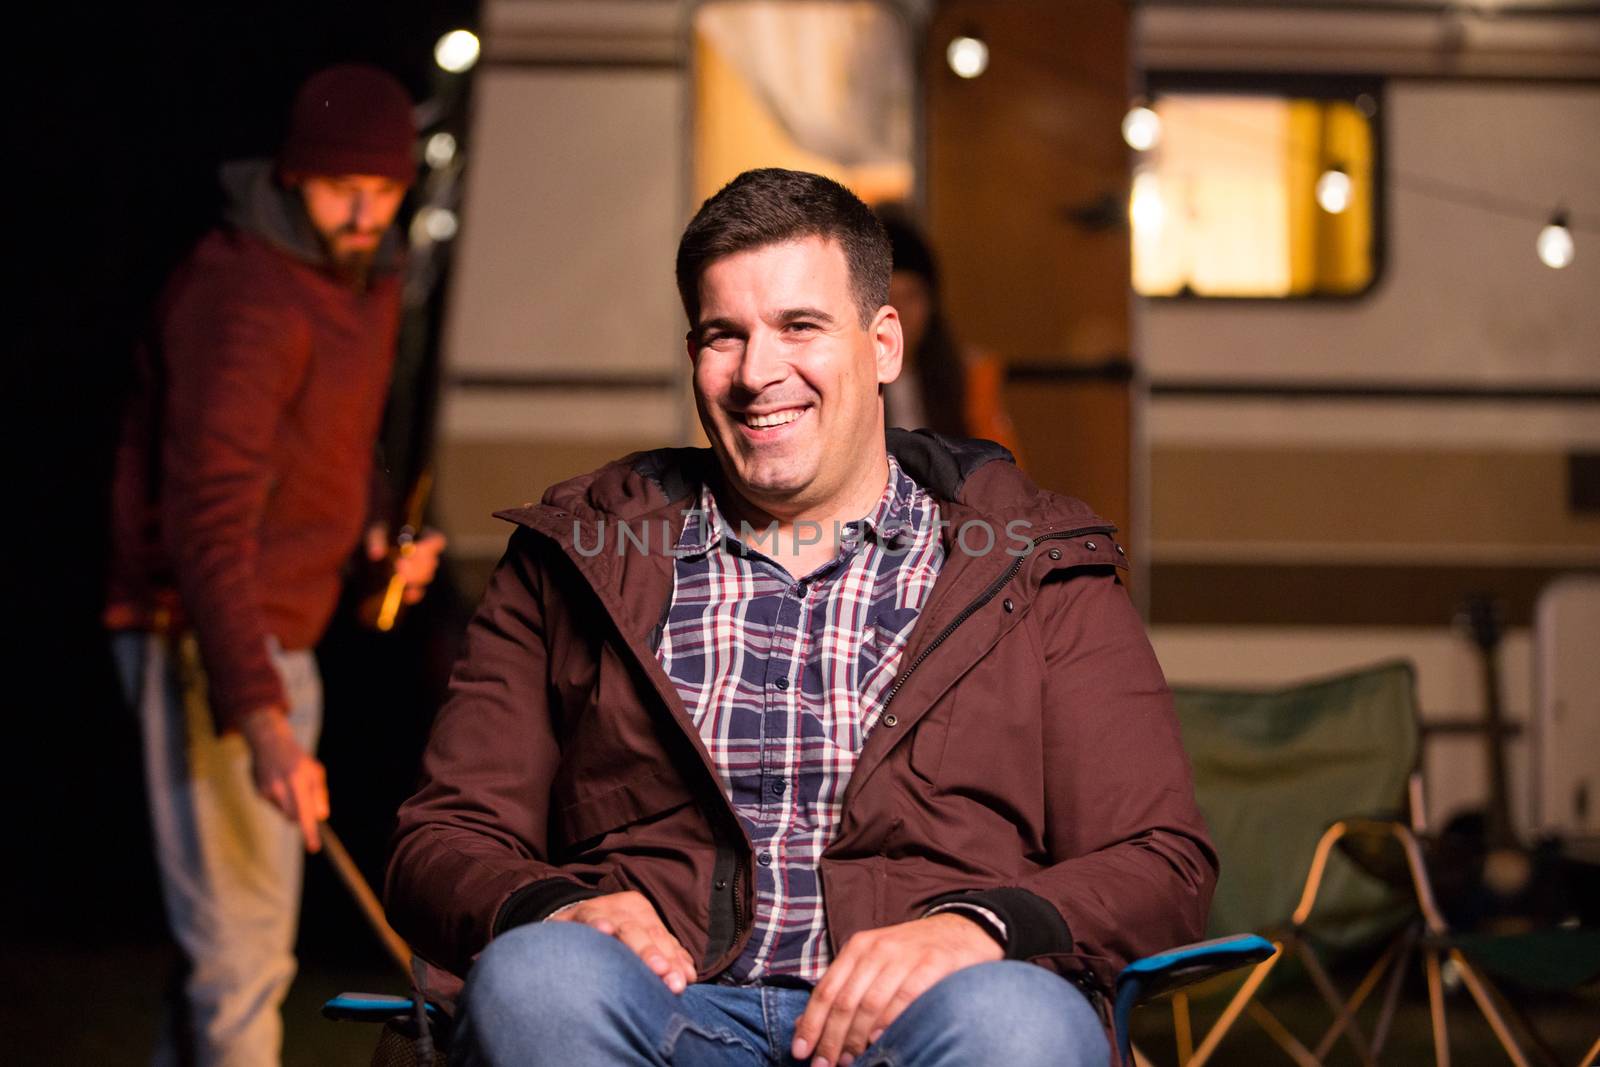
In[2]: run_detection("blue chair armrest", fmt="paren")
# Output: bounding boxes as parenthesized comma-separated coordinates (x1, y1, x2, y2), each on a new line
(322, 992, 443, 1023)
(1112, 934, 1275, 1062)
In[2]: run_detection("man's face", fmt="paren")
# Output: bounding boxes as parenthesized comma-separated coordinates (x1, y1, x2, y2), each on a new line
(689, 236, 902, 518)
(298, 174, 406, 278)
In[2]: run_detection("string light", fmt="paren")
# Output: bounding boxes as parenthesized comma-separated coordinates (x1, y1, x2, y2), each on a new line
(1129, 169, 1166, 233)
(1122, 104, 1162, 152)
(1536, 211, 1575, 269)
(1315, 166, 1352, 214)
(411, 206, 459, 246)
(946, 35, 988, 79)
(434, 29, 480, 74)
(424, 132, 457, 170)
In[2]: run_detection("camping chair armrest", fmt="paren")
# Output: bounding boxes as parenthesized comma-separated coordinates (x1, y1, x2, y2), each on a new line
(1292, 818, 1449, 934)
(1112, 934, 1275, 1062)
(322, 992, 443, 1023)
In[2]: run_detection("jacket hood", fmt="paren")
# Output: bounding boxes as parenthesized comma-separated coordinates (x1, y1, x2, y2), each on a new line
(219, 158, 403, 274)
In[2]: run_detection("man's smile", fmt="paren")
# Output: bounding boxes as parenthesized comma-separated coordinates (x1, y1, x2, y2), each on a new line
(736, 404, 812, 436)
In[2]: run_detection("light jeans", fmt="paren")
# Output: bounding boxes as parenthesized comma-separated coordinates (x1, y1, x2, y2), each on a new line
(453, 922, 1110, 1067)
(112, 631, 322, 1067)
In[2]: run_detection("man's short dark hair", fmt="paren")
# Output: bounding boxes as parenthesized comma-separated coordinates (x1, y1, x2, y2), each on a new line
(676, 168, 891, 329)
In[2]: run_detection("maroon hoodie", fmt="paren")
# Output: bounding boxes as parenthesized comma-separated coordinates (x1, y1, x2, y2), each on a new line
(105, 160, 401, 729)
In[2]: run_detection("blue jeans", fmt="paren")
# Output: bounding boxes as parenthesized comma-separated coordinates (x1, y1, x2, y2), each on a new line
(112, 632, 322, 1067)
(454, 923, 1109, 1066)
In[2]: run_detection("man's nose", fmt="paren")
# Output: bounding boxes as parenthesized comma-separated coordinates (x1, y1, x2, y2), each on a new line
(735, 330, 787, 395)
(348, 191, 375, 231)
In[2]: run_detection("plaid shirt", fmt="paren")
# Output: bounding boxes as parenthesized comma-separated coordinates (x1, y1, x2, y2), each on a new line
(656, 454, 943, 982)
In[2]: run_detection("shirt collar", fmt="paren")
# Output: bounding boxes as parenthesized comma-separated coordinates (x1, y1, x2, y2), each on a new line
(674, 452, 924, 559)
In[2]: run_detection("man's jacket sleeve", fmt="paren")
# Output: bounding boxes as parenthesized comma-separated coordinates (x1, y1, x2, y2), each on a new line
(160, 287, 309, 729)
(386, 530, 599, 976)
(936, 570, 1218, 981)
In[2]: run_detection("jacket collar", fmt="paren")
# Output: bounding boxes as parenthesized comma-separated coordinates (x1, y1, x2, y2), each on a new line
(496, 431, 1116, 578)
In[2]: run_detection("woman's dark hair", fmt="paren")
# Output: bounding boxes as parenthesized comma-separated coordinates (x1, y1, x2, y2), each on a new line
(675, 168, 891, 328)
(879, 211, 968, 438)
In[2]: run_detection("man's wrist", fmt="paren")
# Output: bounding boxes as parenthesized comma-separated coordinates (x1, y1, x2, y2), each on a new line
(493, 879, 604, 936)
(925, 903, 1009, 950)
(237, 705, 290, 742)
(926, 888, 1073, 961)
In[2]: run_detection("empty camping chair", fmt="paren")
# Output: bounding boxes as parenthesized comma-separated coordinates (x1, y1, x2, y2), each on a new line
(1168, 659, 1600, 1066)
(1167, 659, 1421, 1064)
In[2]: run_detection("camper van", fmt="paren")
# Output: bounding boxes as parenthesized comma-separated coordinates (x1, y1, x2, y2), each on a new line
(436, 0, 1597, 848)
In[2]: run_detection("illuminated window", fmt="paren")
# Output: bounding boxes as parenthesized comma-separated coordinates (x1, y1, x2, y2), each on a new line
(693, 1, 913, 206)
(1131, 82, 1381, 298)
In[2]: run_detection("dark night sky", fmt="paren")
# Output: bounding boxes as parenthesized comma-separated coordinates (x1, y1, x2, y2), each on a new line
(10, 1, 478, 945)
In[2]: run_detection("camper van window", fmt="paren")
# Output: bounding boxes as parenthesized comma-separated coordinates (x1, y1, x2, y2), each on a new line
(692, 1, 915, 206)
(1131, 79, 1382, 300)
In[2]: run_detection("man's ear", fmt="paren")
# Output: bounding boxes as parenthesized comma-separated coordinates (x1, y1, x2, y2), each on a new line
(871, 305, 903, 386)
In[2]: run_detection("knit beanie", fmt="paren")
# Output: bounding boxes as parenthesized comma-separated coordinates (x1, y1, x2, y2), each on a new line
(278, 64, 416, 183)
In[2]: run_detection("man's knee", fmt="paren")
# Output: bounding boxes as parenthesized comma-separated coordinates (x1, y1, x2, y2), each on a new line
(464, 922, 640, 1019)
(903, 961, 1109, 1067)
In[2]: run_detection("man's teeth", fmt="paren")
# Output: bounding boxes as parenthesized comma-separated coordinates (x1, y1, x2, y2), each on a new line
(746, 409, 803, 429)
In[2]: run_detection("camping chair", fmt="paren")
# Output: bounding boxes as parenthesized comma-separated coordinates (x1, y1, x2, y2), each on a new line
(1163, 659, 1422, 1065)
(323, 933, 1276, 1067)
(1169, 659, 1600, 1067)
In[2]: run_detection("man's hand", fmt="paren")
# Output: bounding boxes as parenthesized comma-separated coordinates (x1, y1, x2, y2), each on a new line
(239, 707, 329, 852)
(546, 890, 697, 994)
(792, 913, 1003, 1067)
(365, 525, 447, 604)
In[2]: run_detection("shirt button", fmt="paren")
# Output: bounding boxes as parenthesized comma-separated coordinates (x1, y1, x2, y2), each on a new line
(882, 713, 898, 727)
(770, 780, 786, 795)
(757, 851, 773, 866)
(774, 677, 789, 691)
(714, 878, 728, 891)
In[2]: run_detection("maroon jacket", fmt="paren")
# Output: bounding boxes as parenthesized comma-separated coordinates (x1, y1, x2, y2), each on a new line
(387, 433, 1216, 995)
(105, 160, 401, 728)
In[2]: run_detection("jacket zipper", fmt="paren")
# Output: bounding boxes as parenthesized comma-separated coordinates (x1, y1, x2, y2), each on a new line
(731, 858, 748, 942)
(880, 525, 1114, 709)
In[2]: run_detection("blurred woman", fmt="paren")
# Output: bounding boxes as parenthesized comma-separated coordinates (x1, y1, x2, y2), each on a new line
(879, 211, 1024, 463)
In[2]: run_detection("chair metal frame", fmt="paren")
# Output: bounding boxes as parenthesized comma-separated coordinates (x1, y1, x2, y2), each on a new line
(1172, 813, 1571, 1067)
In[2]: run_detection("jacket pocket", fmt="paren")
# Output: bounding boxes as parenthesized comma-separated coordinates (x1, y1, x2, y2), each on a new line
(907, 701, 951, 783)
(557, 768, 692, 846)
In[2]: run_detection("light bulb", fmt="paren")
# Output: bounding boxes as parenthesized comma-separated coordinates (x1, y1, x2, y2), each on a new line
(1129, 170, 1165, 233)
(946, 36, 989, 79)
(1316, 167, 1352, 214)
(412, 206, 459, 245)
(1536, 216, 1574, 269)
(424, 132, 457, 169)
(435, 29, 481, 74)
(1121, 106, 1161, 152)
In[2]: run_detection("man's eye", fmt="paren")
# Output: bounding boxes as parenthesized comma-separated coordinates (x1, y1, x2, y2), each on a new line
(785, 322, 818, 334)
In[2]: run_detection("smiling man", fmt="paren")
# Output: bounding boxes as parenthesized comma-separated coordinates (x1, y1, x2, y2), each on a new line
(388, 169, 1215, 1067)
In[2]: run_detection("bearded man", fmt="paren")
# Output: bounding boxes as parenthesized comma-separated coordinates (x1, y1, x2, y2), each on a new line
(106, 64, 444, 1067)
